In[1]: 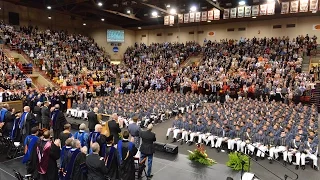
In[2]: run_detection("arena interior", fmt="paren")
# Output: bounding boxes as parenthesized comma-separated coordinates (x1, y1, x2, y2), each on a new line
(0, 0, 320, 180)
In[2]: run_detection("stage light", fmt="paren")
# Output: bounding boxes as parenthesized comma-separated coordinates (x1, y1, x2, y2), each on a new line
(138, 27, 142, 29)
(152, 11, 158, 17)
(170, 8, 177, 15)
(47, 6, 51, 10)
(166, 4, 171, 8)
(83, 23, 86, 26)
(127, 10, 131, 14)
(48, 16, 52, 19)
(97, 2, 103, 7)
(207, 20, 211, 22)
(101, 18, 105, 21)
(239, 1, 245, 5)
(190, 6, 197, 12)
(267, 0, 275, 2)
(252, 16, 256, 18)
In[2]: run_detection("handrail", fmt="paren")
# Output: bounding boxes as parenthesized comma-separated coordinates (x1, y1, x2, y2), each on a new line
(248, 144, 299, 180)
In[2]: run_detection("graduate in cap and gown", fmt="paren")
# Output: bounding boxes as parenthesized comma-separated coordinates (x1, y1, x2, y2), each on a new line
(117, 130, 138, 180)
(104, 135, 119, 180)
(60, 139, 87, 180)
(37, 130, 61, 180)
(51, 104, 68, 140)
(22, 127, 39, 178)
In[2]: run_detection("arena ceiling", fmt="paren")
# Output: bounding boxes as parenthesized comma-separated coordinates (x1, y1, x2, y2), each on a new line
(4, 0, 320, 29)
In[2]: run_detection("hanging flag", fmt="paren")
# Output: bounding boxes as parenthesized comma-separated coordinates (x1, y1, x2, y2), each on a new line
(260, 4, 267, 15)
(208, 10, 214, 20)
(230, 8, 237, 18)
(290, 1, 299, 13)
(309, 0, 318, 12)
(223, 9, 230, 19)
(214, 9, 220, 20)
(190, 12, 195, 22)
(245, 6, 252, 17)
(252, 5, 259, 16)
(238, 6, 244, 18)
(184, 13, 189, 23)
(169, 15, 174, 25)
(178, 14, 183, 23)
(267, 3, 275, 15)
(195, 12, 201, 22)
(164, 16, 169, 25)
(281, 2, 290, 14)
(201, 11, 208, 21)
(300, 0, 309, 12)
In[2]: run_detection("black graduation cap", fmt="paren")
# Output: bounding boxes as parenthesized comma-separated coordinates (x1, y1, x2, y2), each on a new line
(106, 135, 114, 143)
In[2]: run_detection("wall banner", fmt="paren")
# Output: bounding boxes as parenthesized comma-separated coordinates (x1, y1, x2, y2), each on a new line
(260, 4, 267, 15)
(309, 0, 318, 11)
(300, 0, 309, 12)
(267, 3, 275, 15)
(164, 16, 169, 25)
(178, 14, 183, 23)
(245, 6, 252, 17)
(238, 6, 245, 18)
(252, 5, 259, 16)
(214, 9, 220, 20)
(230, 8, 237, 18)
(195, 12, 201, 22)
(184, 13, 189, 23)
(189, 12, 195, 22)
(290, 1, 299, 13)
(201, 11, 208, 21)
(223, 9, 230, 19)
(169, 15, 174, 25)
(208, 10, 214, 20)
(281, 2, 290, 14)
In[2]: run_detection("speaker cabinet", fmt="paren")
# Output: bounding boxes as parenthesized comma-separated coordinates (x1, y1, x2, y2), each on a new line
(154, 142, 178, 154)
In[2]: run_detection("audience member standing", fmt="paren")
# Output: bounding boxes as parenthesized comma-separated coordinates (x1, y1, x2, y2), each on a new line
(108, 113, 121, 144)
(128, 116, 141, 148)
(51, 104, 67, 140)
(41, 101, 51, 130)
(33, 102, 42, 127)
(140, 124, 156, 178)
(88, 107, 99, 132)
(86, 143, 108, 180)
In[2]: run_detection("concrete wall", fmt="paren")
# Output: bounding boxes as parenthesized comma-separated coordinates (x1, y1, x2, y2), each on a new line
(135, 16, 320, 45)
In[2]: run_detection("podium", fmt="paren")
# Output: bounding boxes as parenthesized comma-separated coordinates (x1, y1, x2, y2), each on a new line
(97, 113, 111, 136)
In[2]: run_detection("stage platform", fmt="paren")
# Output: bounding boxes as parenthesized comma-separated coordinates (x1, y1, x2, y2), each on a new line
(0, 152, 245, 180)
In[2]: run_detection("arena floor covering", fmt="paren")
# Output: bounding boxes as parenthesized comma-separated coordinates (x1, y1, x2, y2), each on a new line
(1, 116, 319, 180)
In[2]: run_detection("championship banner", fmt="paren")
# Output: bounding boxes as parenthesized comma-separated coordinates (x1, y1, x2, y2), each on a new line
(230, 8, 237, 18)
(260, 4, 267, 15)
(281, 2, 290, 14)
(184, 13, 189, 23)
(300, 0, 309, 12)
(164, 16, 169, 25)
(267, 3, 275, 15)
(223, 9, 230, 19)
(309, 0, 318, 11)
(189, 12, 195, 22)
(245, 6, 252, 17)
(178, 14, 183, 23)
(238, 6, 244, 18)
(208, 10, 214, 20)
(252, 5, 259, 16)
(195, 12, 201, 22)
(169, 15, 174, 25)
(214, 9, 220, 20)
(201, 11, 208, 21)
(290, 1, 299, 13)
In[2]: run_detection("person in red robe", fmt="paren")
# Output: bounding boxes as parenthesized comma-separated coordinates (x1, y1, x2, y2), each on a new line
(37, 130, 61, 180)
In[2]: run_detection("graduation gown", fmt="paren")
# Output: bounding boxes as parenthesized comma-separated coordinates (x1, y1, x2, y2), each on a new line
(62, 149, 87, 180)
(104, 145, 119, 180)
(118, 140, 138, 180)
(37, 140, 61, 180)
(22, 135, 39, 178)
(52, 109, 67, 139)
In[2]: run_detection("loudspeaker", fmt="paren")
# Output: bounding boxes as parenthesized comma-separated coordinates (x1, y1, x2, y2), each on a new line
(154, 142, 166, 152)
(164, 144, 178, 154)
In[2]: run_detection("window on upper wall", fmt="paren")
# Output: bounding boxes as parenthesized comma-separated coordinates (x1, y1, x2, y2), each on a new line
(238, 27, 246, 31)
(286, 24, 296, 28)
(197, 31, 204, 34)
(168, 33, 173, 36)
(141, 35, 146, 37)
(156, 33, 162, 36)
(273, 25, 282, 29)
(227, 28, 235, 32)
(189, 31, 194, 34)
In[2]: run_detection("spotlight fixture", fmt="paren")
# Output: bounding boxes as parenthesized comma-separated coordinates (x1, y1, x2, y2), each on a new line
(138, 27, 142, 29)
(207, 20, 211, 22)
(252, 16, 257, 18)
(170, 8, 177, 15)
(239, 1, 245, 6)
(97, 2, 103, 7)
(166, 4, 171, 8)
(127, 10, 131, 14)
(47, 6, 51, 10)
(101, 18, 105, 21)
(190, 6, 197, 12)
(151, 11, 158, 17)
(48, 16, 52, 19)
(83, 23, 86, 26)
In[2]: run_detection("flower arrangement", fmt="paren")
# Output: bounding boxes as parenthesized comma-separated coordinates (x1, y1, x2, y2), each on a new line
(226, 152, 250, 172)
(188, 144, 216, 166)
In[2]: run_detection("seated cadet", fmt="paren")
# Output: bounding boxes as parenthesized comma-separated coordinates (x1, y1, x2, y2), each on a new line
(189, 121, 204, 146)
(301, 137, 318, 171)
(287, 135, 304, 169)
(215, 126, 233, 152)
(208, 123, 223, 150)
(200, 120, 213, 145)
(273, 131, 290, 165)
(66, 101, 78, 117)
(227, 125, 243, 152)
(180, 119, 194, 145)
(240, 127, 252, 154)
(165, 116, 181, 141)
(248, 129, 267, 159)
(266, 131, 278, 164)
